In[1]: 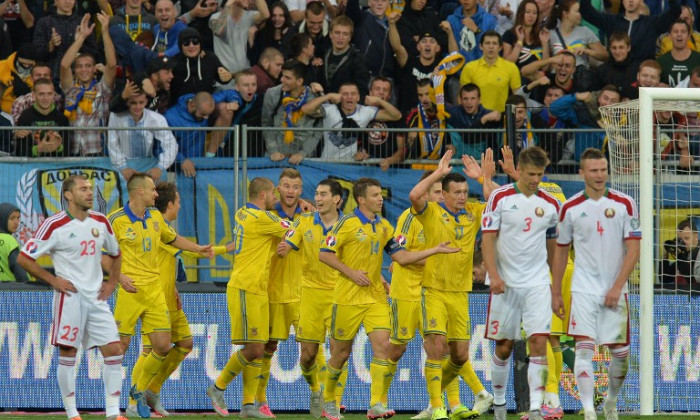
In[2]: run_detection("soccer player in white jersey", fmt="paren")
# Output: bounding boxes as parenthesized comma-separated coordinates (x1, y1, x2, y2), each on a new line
(552, 148, 641, 420)
(481, 147, 560, 420)
(17, 175, 126, 420)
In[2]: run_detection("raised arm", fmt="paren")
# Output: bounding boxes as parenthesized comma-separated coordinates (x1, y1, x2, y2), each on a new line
(252, 0, 270, 25)
(409, 150, 453, 212)
(60, 14, 95, 92)
(391, 241, 460, 266)
(301, 92, 338, 115)
(366, 95, 401, 122)
(96, 12, 117, 89)
(388, 12, 408, 68)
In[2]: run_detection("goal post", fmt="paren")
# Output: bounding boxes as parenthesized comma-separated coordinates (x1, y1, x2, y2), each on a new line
(600, 87, 700, 415)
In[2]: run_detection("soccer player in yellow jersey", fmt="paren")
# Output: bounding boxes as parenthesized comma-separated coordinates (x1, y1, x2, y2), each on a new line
(108, 173, 213, 418)
(278, 179, 345, 418)
(490, 147, 575, 420)
(125, 182, 234, 417)
(408, 150, 497, 420)
(319, 177, 460, 420)
(253, 168, 305, 418)
(207, 177, 293, 418)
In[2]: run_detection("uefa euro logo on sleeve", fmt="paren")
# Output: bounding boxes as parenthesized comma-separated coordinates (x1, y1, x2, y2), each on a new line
(325, 235, 336, 247)
(482, 216, 493, 228)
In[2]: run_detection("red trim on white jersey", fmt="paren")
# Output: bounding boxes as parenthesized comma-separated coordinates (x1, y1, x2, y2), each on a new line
(35, 212, 71, 241)
(606, 190, 636, 217)
(19, 251, 35, 261)
(536, 189, 561, 212)
(51, 293, 66, 346)
(486, 184, 517, 212)
(559, 191, 587, 222)
(88, 211, 115, 235)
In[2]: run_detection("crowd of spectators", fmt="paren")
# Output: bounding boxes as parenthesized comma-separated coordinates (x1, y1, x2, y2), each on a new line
(0, 0, 698, 175)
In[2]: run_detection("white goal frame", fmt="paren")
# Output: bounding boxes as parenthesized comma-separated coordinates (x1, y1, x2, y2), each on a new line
(638, 87, 700, 415)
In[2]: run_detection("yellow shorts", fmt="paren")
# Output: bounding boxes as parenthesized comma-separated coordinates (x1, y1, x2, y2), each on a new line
(390, 298, 421, 344)
(269, 302, 300, 341)
(330, 301, 390, 341)
(551, 259, 574, 336)
(228, 287, 268, 343)
(114, 283, 170, 337)
(421, 288, 471, 341)
(297, 287, 334, 343)
(142, 309, 192, 347)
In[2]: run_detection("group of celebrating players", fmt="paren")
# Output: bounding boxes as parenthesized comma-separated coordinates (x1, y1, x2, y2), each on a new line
(16, 145, 640, 420)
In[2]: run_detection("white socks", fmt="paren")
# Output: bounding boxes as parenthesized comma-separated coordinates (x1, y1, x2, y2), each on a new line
(528, 355, 548, 412)
(607, 346, 630, 404)
(58, 356, 78, 419)
(574, 341, 595, 412)
(491, 354, 509, 406)
(103, 355, 124, 418)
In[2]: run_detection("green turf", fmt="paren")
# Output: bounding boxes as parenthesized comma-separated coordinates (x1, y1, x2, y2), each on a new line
(1, 414, 698, 419)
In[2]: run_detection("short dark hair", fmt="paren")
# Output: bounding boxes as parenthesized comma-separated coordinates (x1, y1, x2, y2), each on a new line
(506, 94, 527, 107)
(339, 81, 359, 92)
(670, 18, 691, 33)
(290, 32, 313, 58)
(460, 83, 480, 96)
(127, 173, 151, 192)
(31, 62, 51, 77)
(279, 167, 302, 181)
(517, 146, 549, 168)
(442, 172, 467, 191)
(609, 31, 630, 45)
(579, 147, 606, 165)
(370, 76, 392, 91)
(155, 181, 177, 213)
(306, 1, 325, 16)
(281, 59, 307, 80)
(352, 177, 381, 202)
(558, 50, 576, 64)
(248, 177, 274, 199)
(318, 179, 343, 197)
(600, 84, 621, 97)
(416, 78, 432, 89)
(62, 175, 88, 199)
(33, 77, 53, 91)
(678, 218, 698, 233)
(480, 30, 501, 45)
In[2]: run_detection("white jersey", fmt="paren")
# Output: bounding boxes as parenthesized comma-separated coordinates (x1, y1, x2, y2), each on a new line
(482, 183, 560, 288)
(557, 188, 641, 297)
(21, 210, 121, 298)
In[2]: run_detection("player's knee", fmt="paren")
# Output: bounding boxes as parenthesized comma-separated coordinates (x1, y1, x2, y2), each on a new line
(264, 341, 279, 353)
(177, 338, 194, 353)
(451, 351, 469, 366)
(300, 346, 318, 367)
(59, 345, 78, 357)
(423, 335, 444, 359)
(388, 343, 407, 362)
(242, 343, 265, 360)
(101, 342, 124, 357)
(528, 335, 548, 356)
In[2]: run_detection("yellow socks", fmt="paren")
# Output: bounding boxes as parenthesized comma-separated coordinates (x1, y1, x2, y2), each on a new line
(425, 359, 444, 408)
(136, 351, 166, 391)
(335, 363, 348, 406)
(460, 360, 486, 395)
(255, 352, 274, 403)
(215, 350, 250, 390)
(242, 358, 262, 405)
(147, 346, 190, 394)
(324, 363, 342, 402)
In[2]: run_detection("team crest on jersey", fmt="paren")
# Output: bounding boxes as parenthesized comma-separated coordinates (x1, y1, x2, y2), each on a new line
(356, 228, 367, 242)
(429, 318, 437, 328)
(91, 228, 99, 238)
(285, 229, 295, 239)
(281, 220, 291, 229)
(337, 328, 345, 337)
(325, 235, 337, 247)
(304, 229, 314, 242)
(418, 230, 425, 243)
(396, 234, 407, 246)
(630, 218, 640, 229)
(605, 208, 616, 218)
(482, 216, 493, 228)
(251, 327, 258, 336)
(535, 207, 545, 217)
(125, 227, 136, 240)
(153, 221, 160, 232)
(26, 241, 38, 254)
(465, 211, 475, 222)
(400, 326, 408, 336)
(441, 213, 451, 224)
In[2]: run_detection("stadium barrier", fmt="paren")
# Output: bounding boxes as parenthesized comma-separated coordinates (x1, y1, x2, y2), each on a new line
(1, 290, 698, 412)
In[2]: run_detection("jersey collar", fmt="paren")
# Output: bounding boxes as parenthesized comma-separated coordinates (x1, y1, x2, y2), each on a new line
(439, 202, 466, 221)
(275, 202, 302, 220)
(354, 207, 379, 225)
(124, 201, 152, 223)
(246, 202, 261, 210)
(314, 210, 343, 234)
(584, 187, 609, 200)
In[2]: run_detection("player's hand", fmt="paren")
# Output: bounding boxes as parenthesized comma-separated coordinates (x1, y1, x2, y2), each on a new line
(277, 241, 292, 257)
(96, 11, 110, 30)
(225, 240, 236, 253)
(298, 198, 316, 212)
(498, 146, 518, 179)
(198, 244, 214, 258)
(349, 269, 371, 287)
(437, 149, 453, 176)
(119, 274, 138, 293)
(381, 275, 390, 295)
(439, 20, 451, 33)
(489, 274, 506, 295)
(481, 148, 496, 180)
(98, 280, 117, 301)
(461, 154, 482, 180)
(551, 292, 565, 319)
(181, 159, 197, 177)
(52, 276, 78, 295)
(604, 286, 621, 309)
(434, 241, 460, 254)
(175, 289, 183, 310)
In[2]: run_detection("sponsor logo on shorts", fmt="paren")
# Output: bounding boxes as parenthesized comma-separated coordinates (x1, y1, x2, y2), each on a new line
(604, 208, 616, 218)
(400, 326, 408, 336)
(336, 328, 345, 337)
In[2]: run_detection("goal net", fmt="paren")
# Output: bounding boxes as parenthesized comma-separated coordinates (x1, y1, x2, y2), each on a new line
(599, 90, 700, 414)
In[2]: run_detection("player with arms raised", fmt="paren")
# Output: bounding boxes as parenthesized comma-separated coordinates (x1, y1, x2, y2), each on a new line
(18, 175, 126, 420)
(552, 148, 640, 420)
(481, 147, 560, 420)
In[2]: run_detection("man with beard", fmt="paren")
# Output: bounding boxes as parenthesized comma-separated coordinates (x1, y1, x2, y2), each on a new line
(354, 76, 406, 170)
(110, 56, 175, 115)
(14, 78, 70, 157)
(164, 91, 217, 177)
(107, 88, 178, 181)
(170, 28, 233, 101)
(251, 47, 284, 95)
(264, 60, 321, 164)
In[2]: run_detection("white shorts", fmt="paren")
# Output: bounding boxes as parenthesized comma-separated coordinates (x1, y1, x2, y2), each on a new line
(485, 284, 551, 341)
(51, 291, 120, 349)
(568, 292, 629, 345)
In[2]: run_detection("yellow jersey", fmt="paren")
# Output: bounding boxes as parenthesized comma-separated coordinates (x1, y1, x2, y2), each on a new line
(229, 203, 291, 295)
(390, 208, 426, 302)
(285, 211, 341, 290)
(109, 204, 177, 287)
(159, 235, 227, 311)
(413, 201, 485, 292)
(321, 208, 402, 305)
(267, 204, 304, 303)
